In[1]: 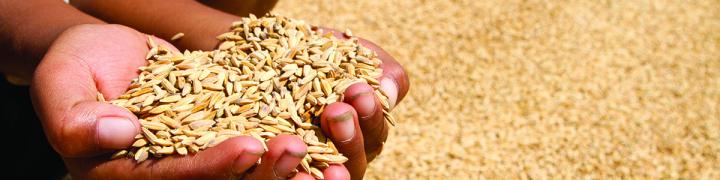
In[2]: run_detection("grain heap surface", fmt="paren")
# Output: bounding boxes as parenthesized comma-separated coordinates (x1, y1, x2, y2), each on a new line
(274, 0, 720, 179)
(100, 14, 393, 179)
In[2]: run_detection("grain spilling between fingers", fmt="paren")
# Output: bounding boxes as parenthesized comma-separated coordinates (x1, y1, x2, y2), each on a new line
(101, 14, 395, 175)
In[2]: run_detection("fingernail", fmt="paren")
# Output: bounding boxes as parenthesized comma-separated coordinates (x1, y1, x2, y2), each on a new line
(330, 111, 355, 142)
(380, 78, 398, 110)
(353, 94, 377, 119)
(346, 91, 372, 102)
(273, 148, 306, 178)
(97, 117, 138, 149)
(234, 149, 264, 174)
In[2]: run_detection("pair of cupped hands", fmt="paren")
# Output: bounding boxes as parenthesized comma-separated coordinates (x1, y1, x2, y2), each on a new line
(27, 0, 408, 179)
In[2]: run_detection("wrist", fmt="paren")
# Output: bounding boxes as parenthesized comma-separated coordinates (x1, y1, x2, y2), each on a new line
(5, 1, 103, 56)
(0, 0, 104, 80)
(70, 0, 238, 51)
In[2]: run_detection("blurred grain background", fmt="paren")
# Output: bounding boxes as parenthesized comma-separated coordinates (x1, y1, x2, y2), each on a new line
(274, 0, 720, 179)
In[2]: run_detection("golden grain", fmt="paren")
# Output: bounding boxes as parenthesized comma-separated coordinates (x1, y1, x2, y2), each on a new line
(102, 14, 395, 176)
(170, 33, 184, 41)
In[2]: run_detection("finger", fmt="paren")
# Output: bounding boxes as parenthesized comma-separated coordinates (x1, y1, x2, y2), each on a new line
(65, 136, 264, 179)
(324, 164, 351, 180)
(289, 172, 315, 180)
(36, 100, 141, 157)
(342, 83, 388, 161)
(244, 135, 307, 179)
(321, 103, 367, 179)
(317, 27, 410, 109)
(290, 165, 350, 180)
(199, 0, 278, 17)
(71, 0, 240, 51)
(30, 24, 167, 157)
(358, 39, 409, 109)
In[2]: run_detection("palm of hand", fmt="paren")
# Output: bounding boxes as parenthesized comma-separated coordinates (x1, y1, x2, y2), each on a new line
(33, 24, 353, 179)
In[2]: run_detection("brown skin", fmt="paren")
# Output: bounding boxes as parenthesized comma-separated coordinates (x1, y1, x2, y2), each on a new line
(71, 1, 410, 178)
(200, 0, 279, 17)
(70, 0, 237, 51)
(32, 24, 351, 179)
(2, 0, 408, 179)
(0, 0, 103, 81)
(0, 0, 346, 179)
(67, 0, 279, 51)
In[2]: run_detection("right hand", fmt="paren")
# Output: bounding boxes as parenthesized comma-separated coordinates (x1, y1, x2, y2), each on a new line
(31, 24, 347, 179)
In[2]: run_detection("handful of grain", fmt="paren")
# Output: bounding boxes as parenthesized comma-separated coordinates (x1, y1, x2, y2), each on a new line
(100, 14, 394, 179)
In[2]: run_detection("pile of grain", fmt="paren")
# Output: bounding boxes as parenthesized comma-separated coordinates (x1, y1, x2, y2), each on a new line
(101, 14, 393, 179)
(275, 0, 720, 179)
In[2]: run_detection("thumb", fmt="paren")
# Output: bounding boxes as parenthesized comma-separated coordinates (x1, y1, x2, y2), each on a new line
(30, 24, 157, 157)
(30, 41, 141, 157)
(47, 101, 140, 157)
